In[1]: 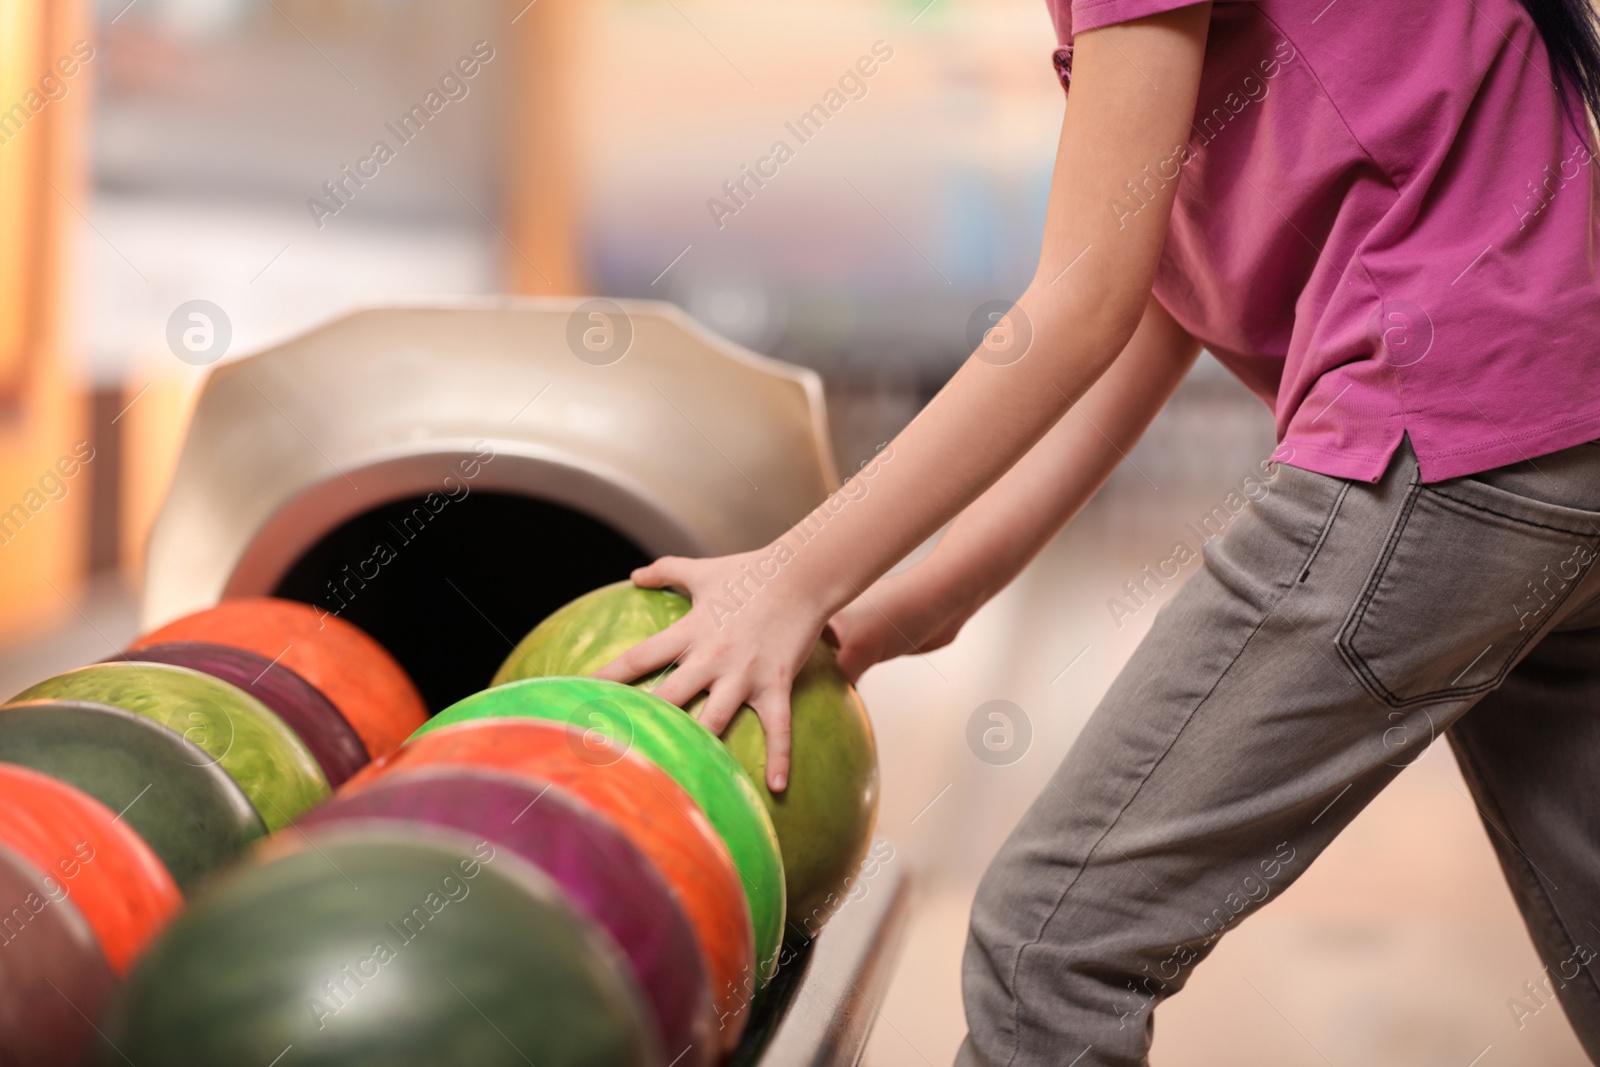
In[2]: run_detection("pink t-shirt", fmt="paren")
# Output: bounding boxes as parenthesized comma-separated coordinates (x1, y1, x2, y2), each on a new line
(1047, 0, 1600, 482)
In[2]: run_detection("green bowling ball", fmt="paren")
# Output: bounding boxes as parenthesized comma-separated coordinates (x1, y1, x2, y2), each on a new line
(9, 662, 329, 830)
(97, 829, 660, 1067)
(419, 677, 787, 979)
(0, 700, 266, 892)
(493, 581, 880, 927)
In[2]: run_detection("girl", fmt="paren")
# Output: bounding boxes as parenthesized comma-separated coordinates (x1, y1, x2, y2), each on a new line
(598, 1, 1600, 1063)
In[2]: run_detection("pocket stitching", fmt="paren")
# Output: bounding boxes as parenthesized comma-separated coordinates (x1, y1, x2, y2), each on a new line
(1425, 484, 1600, 538)
(1336, 484, 1422, 707)
(1337, 486, 1593, 708)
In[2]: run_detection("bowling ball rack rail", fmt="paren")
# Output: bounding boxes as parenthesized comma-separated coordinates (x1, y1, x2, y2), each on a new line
(730, 860, 910, 1067)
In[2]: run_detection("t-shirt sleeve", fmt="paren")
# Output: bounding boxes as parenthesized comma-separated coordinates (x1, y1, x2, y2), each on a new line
(1072, 0, 1209, 34)
(1045, 0, 1207, 93)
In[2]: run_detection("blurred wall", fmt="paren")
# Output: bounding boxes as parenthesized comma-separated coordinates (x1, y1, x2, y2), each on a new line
(578, 0, 1061, 392)
(85, 0, 522, 580)
(506, 0, 586, 293)
(71, 0, 1077, 586)
(0, 0, 93, 642)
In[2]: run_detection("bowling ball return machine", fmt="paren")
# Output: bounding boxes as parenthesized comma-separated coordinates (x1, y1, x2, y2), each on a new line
(141, 299, 910, 1067)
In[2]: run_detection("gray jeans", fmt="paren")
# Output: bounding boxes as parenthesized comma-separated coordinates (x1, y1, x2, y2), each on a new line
(958, 437, 1600, 1067)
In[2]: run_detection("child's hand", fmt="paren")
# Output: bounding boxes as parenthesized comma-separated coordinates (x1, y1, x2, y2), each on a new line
(593, 550, 830, 792)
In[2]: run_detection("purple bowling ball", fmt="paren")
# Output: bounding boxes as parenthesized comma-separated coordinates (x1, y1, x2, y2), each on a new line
(302, 766, 716, 1067)
(112, 641, 369, 787)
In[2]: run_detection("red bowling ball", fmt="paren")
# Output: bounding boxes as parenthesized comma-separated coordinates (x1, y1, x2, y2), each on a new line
(0, 765, 181, 974)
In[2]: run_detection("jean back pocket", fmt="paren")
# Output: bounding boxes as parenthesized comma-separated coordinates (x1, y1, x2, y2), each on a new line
(1336, 477, 1600, 708)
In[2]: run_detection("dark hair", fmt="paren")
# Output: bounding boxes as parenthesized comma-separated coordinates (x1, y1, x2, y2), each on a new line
(1518, 0, 1600, 140)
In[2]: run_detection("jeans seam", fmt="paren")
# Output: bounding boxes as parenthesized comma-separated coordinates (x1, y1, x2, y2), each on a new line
(1004, 616, 1270, 1064)
(999, 478, 1347, 1066)
(1298, 484, 1350, 583)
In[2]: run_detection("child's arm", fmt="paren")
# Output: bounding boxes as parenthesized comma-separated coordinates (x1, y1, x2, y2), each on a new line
(598, 5, 1214, 790)
(828, 294, 1200, 682)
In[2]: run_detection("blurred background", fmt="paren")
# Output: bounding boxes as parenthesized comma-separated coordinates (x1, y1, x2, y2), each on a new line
(0, 0, 1587, 1063)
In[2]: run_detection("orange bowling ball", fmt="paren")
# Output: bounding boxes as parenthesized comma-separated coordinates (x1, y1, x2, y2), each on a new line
(0, 765, 181, 975)
(347, 718, 759, 1050)
(130, 597, 426, 759)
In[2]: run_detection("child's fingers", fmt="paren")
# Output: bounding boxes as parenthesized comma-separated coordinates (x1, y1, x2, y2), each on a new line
(695, 677, 749, 736)
(649, 655, 713, 709)
(592, 625, 687, 684)
(752, 689, 793, 792)
(631, 556, 693, 590)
